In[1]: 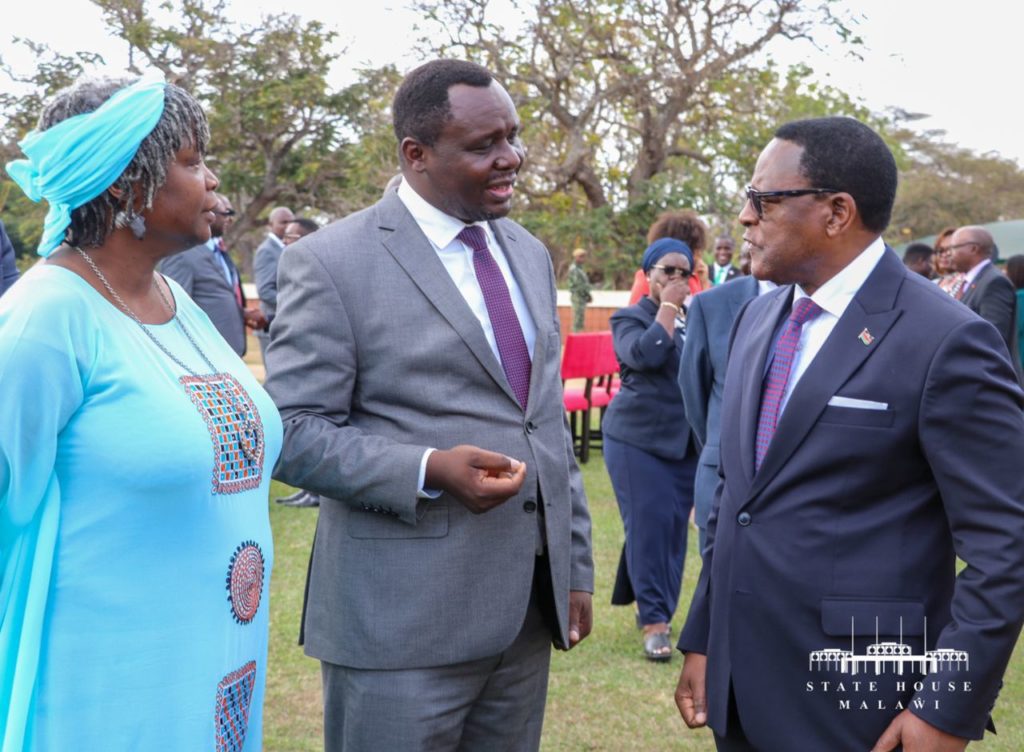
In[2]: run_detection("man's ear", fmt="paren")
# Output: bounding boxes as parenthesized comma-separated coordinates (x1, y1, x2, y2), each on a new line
(400, 137, 429, 173)
(824, 192, 857, 238)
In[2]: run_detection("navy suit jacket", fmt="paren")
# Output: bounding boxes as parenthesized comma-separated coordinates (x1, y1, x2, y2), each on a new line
(678, 276, 758, 529)
(602, 297, 692, 460)
(0, 220, 19, 297)
(679, 249, 1024, 747)
(960, 262, 1022, 379)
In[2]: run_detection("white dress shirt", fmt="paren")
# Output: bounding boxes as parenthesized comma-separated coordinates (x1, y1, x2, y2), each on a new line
(397, 179, 537, 362)
(780, 236, 886, 413)
(205, 237, 234, 285)
(396, 179, 538, 495)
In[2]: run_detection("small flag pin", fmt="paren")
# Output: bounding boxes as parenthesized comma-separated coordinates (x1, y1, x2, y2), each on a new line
(858, 328, 874, 346)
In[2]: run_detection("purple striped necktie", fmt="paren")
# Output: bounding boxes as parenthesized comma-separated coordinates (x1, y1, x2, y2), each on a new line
(754, 297, 822, 470)
(457, 225, 532, 409)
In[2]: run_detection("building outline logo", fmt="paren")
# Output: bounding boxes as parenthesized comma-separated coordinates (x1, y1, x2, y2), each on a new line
(808, 616, 969, 677)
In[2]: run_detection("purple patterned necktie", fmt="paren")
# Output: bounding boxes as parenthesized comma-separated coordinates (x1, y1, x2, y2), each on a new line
(754, 297, 822, 470)
(457, 225, 531, 409)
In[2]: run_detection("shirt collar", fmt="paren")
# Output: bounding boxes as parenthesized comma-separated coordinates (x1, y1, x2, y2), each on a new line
(964, 258, 991, 285)
(794, 236, 886, 319)
(757, 279, 777, 296)
(205, 237, 219, 252)
(266, 233, 284, 250)
(397, 178, 495, 250)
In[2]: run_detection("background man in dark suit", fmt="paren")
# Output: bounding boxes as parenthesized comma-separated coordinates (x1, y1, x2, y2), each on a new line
(160, 194, 264, 355)
(264, 59, 593, 751)
(675, 117, 1024, 752)
(677, 273, 764, 552)
(950, 225, 1021, 376)
(902, 241, 934, 279)
(0, 219, 19, 296)
(710, 236, 741, 285)
(253, 205, 294, 359)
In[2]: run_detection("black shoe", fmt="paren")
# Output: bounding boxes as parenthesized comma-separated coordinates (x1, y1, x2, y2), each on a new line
(281, 492, 320, 508)
(274, 489, 307, 505)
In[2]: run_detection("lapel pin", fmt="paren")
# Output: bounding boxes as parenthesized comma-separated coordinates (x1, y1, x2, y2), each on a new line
(858, 328, 875, 346)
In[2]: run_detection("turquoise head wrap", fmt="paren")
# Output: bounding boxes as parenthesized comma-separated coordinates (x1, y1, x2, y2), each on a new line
(5, 74, 167, 257)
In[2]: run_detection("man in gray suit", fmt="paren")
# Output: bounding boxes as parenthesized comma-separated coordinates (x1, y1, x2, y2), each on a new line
(677, 274, 765, 552)
(264, 59, 594, 751)
(160, 194, 263, 355)
(253, 205, 294, 359)
(950, 225, 1022, 378)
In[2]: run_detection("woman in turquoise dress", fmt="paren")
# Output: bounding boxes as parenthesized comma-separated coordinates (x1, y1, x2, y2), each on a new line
(0, 75, 282, 750)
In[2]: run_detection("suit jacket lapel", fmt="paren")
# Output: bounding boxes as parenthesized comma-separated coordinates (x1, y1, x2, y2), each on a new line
(376, 194, 520, 406)
(750, 250, 905, 497)
(737, 285, 791, 482)
(961, 264, 993, 309)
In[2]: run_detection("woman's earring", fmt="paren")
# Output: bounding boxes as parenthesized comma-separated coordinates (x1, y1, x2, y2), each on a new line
(128, 214, 146, 239)
(115, 209, 146, 240)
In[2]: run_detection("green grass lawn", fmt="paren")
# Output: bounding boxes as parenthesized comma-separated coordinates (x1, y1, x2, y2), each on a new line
(263, 456, 1024, 751)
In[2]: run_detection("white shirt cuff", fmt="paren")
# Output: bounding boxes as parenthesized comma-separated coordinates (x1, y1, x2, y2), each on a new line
(417, 448, 442, 499)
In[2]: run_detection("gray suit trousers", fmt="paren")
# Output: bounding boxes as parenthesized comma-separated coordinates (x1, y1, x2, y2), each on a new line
(321, 576, 551, 752)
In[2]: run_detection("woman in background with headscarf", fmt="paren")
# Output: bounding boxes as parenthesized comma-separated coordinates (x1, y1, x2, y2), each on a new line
(628, 209, 709, 304)
(605, 238, 698, 662)
(0, 75, 281, 749)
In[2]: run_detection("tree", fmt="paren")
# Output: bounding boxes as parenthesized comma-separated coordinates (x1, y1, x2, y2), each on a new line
(90, 0, 366, 270)
(413, 0, 864, 285)
(0, 1, 394, 269)
(415, 0, 859, 209)
(887, 113, 1024, 243)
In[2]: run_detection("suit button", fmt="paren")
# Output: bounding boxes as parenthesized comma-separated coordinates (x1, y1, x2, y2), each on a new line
(525, 421, 537, 434)
(523, 500, 537, 513)
(737, 512, 752, 526)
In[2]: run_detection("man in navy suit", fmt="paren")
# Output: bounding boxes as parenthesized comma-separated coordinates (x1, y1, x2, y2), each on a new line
(677, 273, 762, 552)
(0, 220, 19, 297)
(675, 117, 1024, 751)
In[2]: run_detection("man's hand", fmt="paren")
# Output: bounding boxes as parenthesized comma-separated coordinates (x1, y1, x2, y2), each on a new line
(675, 652, 708, 728)
(565, 591, 593, 649)
(425, 445, 526, 513)
(871, 710, 968, 752)
(244, 308, 269, 331)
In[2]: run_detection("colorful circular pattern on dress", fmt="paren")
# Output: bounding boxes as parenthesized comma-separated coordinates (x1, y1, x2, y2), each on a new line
(226, 541, 264, 624)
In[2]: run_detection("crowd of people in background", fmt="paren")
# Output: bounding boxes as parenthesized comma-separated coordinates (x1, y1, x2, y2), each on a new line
(1, 57, 1023, 752)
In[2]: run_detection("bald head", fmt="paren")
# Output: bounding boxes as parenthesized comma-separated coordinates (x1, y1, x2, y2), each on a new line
(949, 225, 995, 273)
(269, 206, 295, 239)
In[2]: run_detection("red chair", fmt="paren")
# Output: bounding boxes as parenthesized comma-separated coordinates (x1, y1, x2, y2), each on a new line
(562, 331, 619, 462)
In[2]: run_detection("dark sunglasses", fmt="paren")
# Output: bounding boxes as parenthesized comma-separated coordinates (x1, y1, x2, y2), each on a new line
(651, 264, 692, 279)
(214, 209, 237, 217)
(744, 185, 838, 219)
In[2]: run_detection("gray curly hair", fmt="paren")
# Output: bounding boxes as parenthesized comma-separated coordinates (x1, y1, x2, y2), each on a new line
(37, 77, 210, 249)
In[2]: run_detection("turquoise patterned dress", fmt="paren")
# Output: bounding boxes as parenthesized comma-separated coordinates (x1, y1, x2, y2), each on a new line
(0, 264, 282, 751)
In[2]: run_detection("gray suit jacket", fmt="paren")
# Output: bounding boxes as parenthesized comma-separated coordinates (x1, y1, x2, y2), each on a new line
(678, 275, 758, 530)
(961, 262, 1022, 378)
(264, 191, 594, 670)
(253, 234, 284, 321)
(159, 243, 246, 355)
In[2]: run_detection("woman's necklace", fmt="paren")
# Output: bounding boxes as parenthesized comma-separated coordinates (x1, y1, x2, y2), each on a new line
(75, 245, 261, 464)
